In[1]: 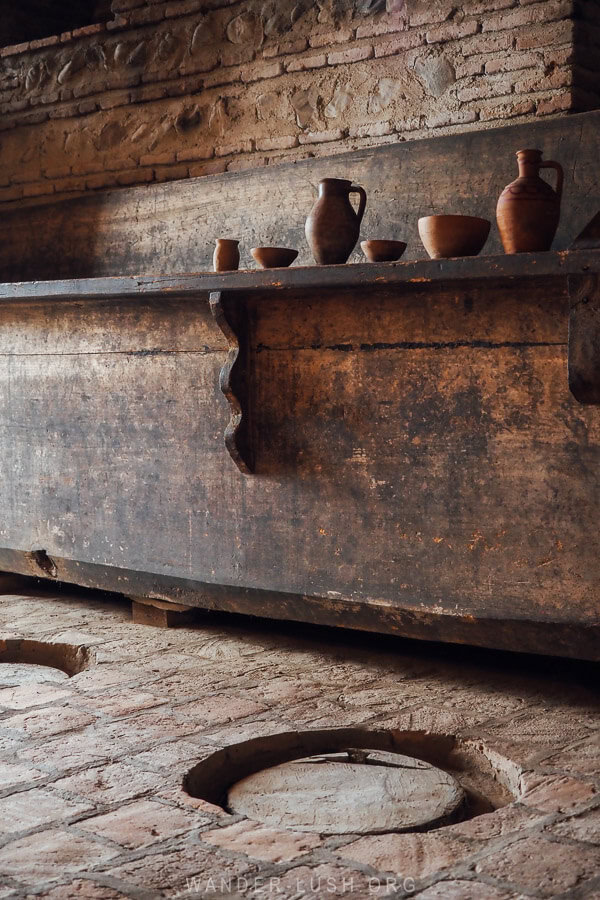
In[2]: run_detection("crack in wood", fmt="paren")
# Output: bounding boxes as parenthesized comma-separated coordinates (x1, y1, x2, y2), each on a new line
(257, 340, 566, 353)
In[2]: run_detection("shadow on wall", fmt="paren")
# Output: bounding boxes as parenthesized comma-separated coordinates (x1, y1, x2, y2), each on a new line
(0, 1, 112, 49)
(573, 5, 600, 111)
(0, 109, 598, 281)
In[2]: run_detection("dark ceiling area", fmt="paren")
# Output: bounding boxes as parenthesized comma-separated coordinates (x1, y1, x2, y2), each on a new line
(0, 1, 113, 47)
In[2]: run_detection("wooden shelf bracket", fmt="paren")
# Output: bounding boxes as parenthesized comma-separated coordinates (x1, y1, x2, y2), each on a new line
(209, 290, 254, 474)
(568, 274, 600, 404)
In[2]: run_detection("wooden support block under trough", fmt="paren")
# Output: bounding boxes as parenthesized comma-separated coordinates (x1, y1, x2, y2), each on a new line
(130, 597, 199, 629)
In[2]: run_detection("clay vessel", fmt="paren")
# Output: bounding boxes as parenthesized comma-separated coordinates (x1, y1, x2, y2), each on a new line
(213, 239, 240, 272)
(418, 215, 490, 259)
(496, 149, 563, 253)
(305, 178, 367, 264)
(360, 240, 406, 262)
(251, 247, 298, 269)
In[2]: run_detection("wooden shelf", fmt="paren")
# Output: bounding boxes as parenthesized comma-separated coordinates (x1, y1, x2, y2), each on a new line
(2, 250, 599, 474)
(0, 249, 599, 302)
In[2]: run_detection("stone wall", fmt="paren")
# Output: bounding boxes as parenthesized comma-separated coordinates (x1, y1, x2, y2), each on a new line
(0, 0, 597, 207)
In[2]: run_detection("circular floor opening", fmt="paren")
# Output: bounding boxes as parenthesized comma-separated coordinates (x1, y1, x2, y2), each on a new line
(0, 638, 94, 684)
(184, 728, 519, 836)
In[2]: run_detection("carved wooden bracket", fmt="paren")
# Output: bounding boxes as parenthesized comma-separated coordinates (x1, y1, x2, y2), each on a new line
(209, 290, 254, 474)
(568, 274, 600, 404)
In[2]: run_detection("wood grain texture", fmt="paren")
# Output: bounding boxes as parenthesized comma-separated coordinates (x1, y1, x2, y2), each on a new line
(209, 290, 254, 474)
(0, 262, 599, 659)
(568, 274, 600, 403)
(0, 114, 598, 659)
(0, 111, 599, 281)
(130, 597, 198, 628)
(1, 249, 599, 302)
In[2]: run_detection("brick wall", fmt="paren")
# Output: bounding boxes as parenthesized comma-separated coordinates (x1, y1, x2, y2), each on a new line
(0, 0, 596, 207)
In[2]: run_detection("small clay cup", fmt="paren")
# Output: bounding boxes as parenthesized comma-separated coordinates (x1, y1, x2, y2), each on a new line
(251, 247, 298, 269)
(418, 215, 491, 259)
(213, 238, 240, 272)
(360, 240, 407, 262)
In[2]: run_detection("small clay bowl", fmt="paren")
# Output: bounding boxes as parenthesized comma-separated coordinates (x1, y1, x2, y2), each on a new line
(418, 215, 491, 259)
(251, 247, 298, 269)
(361, 240, 407, 262)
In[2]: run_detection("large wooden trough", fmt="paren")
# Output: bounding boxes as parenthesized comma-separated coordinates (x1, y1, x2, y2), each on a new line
(0, 112, 599, 659)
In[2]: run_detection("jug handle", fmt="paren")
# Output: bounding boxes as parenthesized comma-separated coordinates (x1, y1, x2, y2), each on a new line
(350, 185, 367, 224)
(540, 161, 563, 201)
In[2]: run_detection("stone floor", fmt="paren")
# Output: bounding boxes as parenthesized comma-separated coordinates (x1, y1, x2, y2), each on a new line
(0, 585, 599, 899)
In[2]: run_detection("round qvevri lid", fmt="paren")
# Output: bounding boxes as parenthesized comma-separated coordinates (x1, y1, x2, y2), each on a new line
(227, 748, 465, 834)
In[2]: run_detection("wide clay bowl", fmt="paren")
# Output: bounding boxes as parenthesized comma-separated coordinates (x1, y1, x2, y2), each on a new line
(418, 215, 491, 259)
(251, 247, 298, 269)
(361, 240, 407, 262)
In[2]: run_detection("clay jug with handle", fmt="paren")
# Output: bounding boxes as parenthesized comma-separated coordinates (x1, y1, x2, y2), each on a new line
(496, 149, 563, 253)
(306, 178, 367, 264)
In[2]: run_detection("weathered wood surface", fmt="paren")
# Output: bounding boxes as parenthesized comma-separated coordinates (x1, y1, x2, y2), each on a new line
(0, 249, 599, 302)
(0, 110, 599, 281)
(6, 252, 596, 478)
(209, 290, 254, 474)
(568, 274, 600, 403)
(0, 259, 599, 660)
(130, 596, 198, 628)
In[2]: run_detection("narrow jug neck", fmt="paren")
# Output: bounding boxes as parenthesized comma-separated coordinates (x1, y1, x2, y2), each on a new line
(516, 149, 542, 178)
(318, 178, 352, 197)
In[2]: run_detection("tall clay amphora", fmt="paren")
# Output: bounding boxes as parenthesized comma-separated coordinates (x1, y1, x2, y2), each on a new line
(305, 178, 367, 264)
(496, 148, 563, 253)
